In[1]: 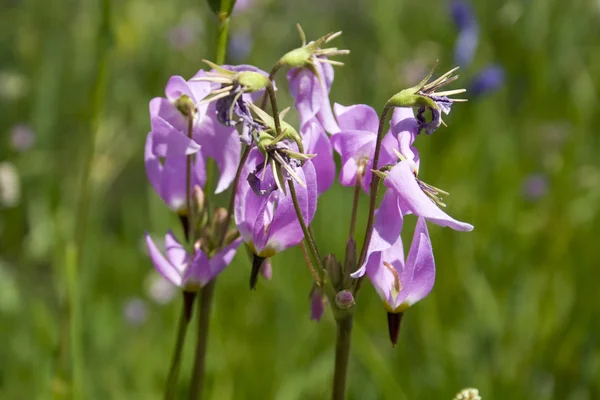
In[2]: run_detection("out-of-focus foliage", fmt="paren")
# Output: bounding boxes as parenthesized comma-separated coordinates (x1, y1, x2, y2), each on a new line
(1, 0, 599, 398)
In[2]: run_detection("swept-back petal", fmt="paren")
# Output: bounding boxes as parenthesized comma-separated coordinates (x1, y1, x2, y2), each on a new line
(165, 231, 189, 272)
(302, 119, 335, 195)
(404, 218, 436, 306)
(385, 161, 474, 231)
(194, 103, 241, 193)
(334, 103, 379, 133)
(207, 237, 243, 283)
(145, 233, 182, 287)
(150, 98, 200, 157)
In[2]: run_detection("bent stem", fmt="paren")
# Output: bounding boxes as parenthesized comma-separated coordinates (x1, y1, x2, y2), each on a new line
(332, 315, 354, 400)
(164, 299, 191, 400)
(355, 104, 393, 294)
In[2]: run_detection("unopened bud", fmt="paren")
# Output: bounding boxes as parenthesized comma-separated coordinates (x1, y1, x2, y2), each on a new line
(174, 94, 197, 118)
(237, 71, 270, 93)
(193, 185, 205, 213)
(335, 290, 354, 310)
(260, 259, 273, 280)
(324, 254, 343, 290)
(310, 284, 326, 321)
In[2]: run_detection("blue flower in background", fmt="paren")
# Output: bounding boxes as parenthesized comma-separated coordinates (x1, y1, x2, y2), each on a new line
(450, 0, 479, 67)
(470, 64, 505, 97)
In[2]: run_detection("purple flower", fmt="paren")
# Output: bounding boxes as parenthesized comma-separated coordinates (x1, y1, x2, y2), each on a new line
(384, 160, 474, 231)
(10, 123, 35, 152)
(450, 0, 479, 67)
(144, 133, 206, 212)
(330, 104, 410, 193)
(302, 119, 335, 195)
(470, 64, 505, 97)
(234, 148, 317, 258)
(288, 59, 340, 134)
(310, 285, 326, 321)
(522, 173, 548, 201)
(352, 217, 435, 313)
(145, 231, 242, 291)
(149, 75, 210, 158)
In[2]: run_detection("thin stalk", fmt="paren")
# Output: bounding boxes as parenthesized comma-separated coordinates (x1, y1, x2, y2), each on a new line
(186, 116, 195, 241)
(332, 315, 354, 400)
(348, 171, 363, 240)
(355, 104, 393, 294)
(164, 301, 190, 400)
(217, 145, 251, 247)
(259, 63, 282, 110)
(266, 83, 282, 136)
(188, 281, 216, 400)
(188, 8, 231, 400)
(64, 0, 110, 396)
(288, 180, 324, 276)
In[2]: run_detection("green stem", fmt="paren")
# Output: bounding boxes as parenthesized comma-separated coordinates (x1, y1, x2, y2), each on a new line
(164, 300, 191, 400)
(348, 170, 363, 240)
(332, 315, 354, 400)
(186, 116, 195, 242)
(64, 0, 110, 396)
(266, 83, 282, 137)
(215, 15, 229, 65)
(354, 104, 393, 294)
(188, 281, 216, 400)
(217, 145, 250, 247)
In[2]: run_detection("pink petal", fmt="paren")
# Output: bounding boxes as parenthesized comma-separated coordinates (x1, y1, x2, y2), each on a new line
(334, 103, 379, 133)
(145, 233, 182, 287)
(404, 218, 436, 306)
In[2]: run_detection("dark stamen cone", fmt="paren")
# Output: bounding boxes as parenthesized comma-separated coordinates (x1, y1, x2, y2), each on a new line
(183, 291, 197, 322)
(387, 312, 404, 347)
(178, 214, 190, 242)
(250, 255, 266, 290)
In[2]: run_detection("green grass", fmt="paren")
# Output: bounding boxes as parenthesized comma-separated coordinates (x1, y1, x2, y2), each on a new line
(1, 0, 600, 398)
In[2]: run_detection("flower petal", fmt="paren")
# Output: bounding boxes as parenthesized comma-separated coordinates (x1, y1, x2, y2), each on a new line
(207, 237, 243, 284)
(165, 231, 189, 272)
(150, 98, 201, 157)
(194, 103, 241, 193)
(288, 68, 322, 128)
(145, 233, 182, 287)
(334, 103, 379, 133)
(385, 161, 474, 231)
(302, 119, 335, 195)
(404, 218, 435, 306)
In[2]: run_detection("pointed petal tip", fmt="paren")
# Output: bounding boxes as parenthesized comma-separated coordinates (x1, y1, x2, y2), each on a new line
(250, 255, 266, 290)
(387, 312, 404, 347)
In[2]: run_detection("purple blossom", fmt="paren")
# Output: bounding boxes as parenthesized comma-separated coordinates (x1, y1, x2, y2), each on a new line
(144, 133, 206, 212)
(330, 104, 411, 193)
(288, 59, 340, 134)
(384, 160, 474, 231)
(145, 231, 242, 291)
(352, 216, 435, 313)
(450, 0, 479, 67)
(470, 64, 505, 97)
(522, 173, 548, 201)
(10, 124, 35, 152)
(234, 148, 317, 258)
(149, 75, 210, 158)
(302, 119, 335, 195)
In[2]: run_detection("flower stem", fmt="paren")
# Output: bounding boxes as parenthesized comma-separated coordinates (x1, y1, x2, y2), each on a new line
(188, 281, 216, 400)
(348, 171, 363, 240)
(332, 315, 354, 400)
(288, 180, 324, 277)
(215, 14, 229, 65)
(355, 104, 393, 294)
(164, 298, 191, 400)
(218, 145, 251, 247)
(266, 83, 282, 137)
(186, 115, 195, 242)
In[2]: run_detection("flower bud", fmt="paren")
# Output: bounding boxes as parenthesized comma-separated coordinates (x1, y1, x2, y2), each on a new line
(236, 71, 270, 93)
(310, 284, 326, 321)
(174, 94, 197, 118)
(324, 254, 343, 290)
(335, 290, 354, 310)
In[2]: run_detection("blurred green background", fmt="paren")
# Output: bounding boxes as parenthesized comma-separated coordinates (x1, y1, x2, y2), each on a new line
(2, 0, 600, 398)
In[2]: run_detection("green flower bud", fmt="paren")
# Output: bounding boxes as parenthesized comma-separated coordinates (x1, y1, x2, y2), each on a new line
(237, 71, 270, 93)
(174, 94, 197, 118)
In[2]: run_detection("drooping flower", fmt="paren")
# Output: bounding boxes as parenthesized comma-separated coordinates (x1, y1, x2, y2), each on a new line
(450, 0, 479, 67)
(144, 133, 206, 213)
(149, 75, 210, 157)
(288, 59, 340, 134)
(235, 148, 317, 287)
(145, 231, 242, 291)
(389, 67, 467, 135)
(352, 215, 435, 345)
(330, 104, 407, 193)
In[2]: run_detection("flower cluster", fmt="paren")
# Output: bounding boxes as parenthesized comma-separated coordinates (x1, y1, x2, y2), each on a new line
(143, 26, 473, 346)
